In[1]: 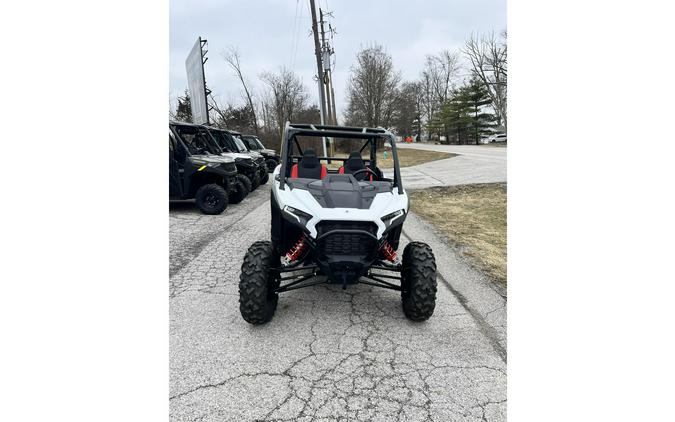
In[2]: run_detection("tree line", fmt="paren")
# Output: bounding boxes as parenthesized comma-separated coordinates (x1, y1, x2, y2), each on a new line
(170, 30, 506, 149)
(344, 31, 507, 144)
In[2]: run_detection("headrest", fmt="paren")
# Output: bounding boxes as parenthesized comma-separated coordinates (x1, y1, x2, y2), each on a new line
(300, 148, 319, 169)
(345, 151, 365, 171)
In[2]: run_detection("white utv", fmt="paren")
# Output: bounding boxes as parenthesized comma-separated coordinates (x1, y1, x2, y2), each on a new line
(239, 123, 437, 324)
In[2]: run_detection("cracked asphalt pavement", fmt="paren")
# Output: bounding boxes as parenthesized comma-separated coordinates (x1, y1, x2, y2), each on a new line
(170, 150, 507, 421)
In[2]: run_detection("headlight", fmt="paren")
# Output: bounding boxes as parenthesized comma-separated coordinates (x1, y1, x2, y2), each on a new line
(382, 209, 405, 228)
(206, 162, 222, 168)
(382, 209, 404, 222)
(283, 206, 313, 225)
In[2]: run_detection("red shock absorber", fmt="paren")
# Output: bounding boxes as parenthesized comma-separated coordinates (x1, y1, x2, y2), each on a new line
(285, 234, 308, 262)
(380, 240, 398, 262)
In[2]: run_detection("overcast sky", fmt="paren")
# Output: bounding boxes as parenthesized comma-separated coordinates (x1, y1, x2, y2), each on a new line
(170, 0, 505, 118)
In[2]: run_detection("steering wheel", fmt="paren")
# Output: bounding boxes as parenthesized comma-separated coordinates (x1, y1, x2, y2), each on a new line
(351, 168, 379, 181)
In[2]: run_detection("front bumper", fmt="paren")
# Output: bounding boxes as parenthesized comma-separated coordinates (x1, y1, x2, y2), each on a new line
(262, 151, 279, 161)
(313, 221, 381, 284)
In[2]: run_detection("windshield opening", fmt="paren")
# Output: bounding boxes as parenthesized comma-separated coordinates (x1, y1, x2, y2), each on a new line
(242, 137, 259, 150)
(208, 131, 235, 152)
(173, 126, 219, 155)
(279, 129, 401, 192)
(243, 136, 265, 150)
(287, 135, 384, 173)
(232, 135, 248, 153)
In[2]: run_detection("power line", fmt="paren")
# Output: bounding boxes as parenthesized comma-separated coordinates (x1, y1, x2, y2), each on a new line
(289, 0, 300, 69)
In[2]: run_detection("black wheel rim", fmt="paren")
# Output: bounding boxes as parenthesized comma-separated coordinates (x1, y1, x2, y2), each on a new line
(204, 193, 219, 207)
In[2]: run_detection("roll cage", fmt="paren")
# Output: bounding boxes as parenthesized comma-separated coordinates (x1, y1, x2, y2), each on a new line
(278, 123, 404, 194)
(170, 121, 223, 156)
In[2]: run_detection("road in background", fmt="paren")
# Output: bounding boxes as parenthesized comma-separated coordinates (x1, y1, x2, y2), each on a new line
(396, 144, 506, 189)
(170, 147, 507, 421)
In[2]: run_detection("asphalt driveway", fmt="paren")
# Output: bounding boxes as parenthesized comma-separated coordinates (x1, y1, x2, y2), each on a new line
(170, 147, 507, 421)
(397, 144, 506, 189)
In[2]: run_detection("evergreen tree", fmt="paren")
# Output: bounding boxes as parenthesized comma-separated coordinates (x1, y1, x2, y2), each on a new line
(441, 87, 472, 144)
(175, 89, 192, 123)
(440, 79, 496, 144)
(463, 78, 496, 144)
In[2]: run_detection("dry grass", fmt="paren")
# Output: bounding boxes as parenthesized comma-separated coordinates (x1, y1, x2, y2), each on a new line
(381, 148, 456, 168)
(322, 148, 456, 170)
(409, 183, 507, 284)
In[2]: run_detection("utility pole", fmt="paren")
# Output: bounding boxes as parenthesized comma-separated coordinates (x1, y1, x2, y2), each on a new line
(309, 0, 327, 156)
(329, 71, 337, 125)
(319, 9, 333, 125)
(319, 7, 339, 157)
(319, 10, 338, 127)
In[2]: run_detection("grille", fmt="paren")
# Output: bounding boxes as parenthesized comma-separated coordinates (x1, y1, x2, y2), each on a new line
(316, 221, 378, 256)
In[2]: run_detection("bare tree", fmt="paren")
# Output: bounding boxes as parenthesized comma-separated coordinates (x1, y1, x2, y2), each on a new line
(344, 44, 401, 128)
(419, 71, 436, 140)
(259, 67, 309, 140)
(256, 92, 280, 150)
(393, 81, 424, 138)
(420, 50, 460, 141)
(425, 50, 460, 104)
(222, 46, 259, 135)
(464, 31, 507, 130)
(208, 96, 227, 127)
(208, 96, 257, 133)
(259, 94, 274, 134)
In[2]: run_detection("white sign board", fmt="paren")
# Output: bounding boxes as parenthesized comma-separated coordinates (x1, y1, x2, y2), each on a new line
(185, 38, 209, 124)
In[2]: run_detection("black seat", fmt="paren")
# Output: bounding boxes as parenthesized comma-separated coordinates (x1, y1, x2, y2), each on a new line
(291, 148, 327, 179)
(339, 151, 371, 181)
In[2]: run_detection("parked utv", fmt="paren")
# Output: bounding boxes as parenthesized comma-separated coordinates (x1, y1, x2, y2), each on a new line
(239, 123, 437, 324)
(169, 122, 238, 215)
(171, 121, 251, 204)
(206, 127, 269, 187)
(241, 134, 280, 173)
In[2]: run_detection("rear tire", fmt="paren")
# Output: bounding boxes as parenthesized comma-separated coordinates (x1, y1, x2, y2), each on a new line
(195, 184, 228, 215)
(265, 159, 278, 173)
(239, 241, 280, 325)
(229, 176, 250, 204)
(401, 242, 437, 321)
(238, 174, 252, 194)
